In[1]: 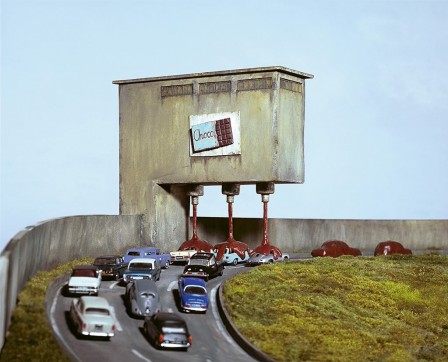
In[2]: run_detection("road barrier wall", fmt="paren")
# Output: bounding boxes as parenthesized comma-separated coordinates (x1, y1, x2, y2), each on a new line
(197, 217, 448, 254)
(1, 215, 447, 351)
(0, 215, 141, 351)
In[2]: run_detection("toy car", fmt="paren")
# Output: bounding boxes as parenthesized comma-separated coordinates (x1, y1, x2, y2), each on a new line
(178, 277, 208, 313)
(214, 245, 251, 265)
(69, 296, 115, 339)
(68, 265, 102, 296)
(143, 312, 192, 350)
(182, 252, 224, 281)
(374, 240, 412, 256)
(125, 279, 161, 318)
(170, 248, 198, 264)
(123, 258, 161, 283)
(93, 255, 127, 280)
(311, 240, 362, 257)
(246, 251, 290, 266)
(123, 247, 171, 268)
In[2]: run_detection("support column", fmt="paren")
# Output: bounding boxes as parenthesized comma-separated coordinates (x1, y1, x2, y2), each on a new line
(177, 185, 214, 252)
(214, 183, 251, 263)
(255, 182, 282, 259)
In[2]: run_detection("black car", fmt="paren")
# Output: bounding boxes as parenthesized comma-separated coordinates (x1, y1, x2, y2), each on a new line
(143, 312, 192, 350)
(182, 252, 224, 281)
(93, 255, 127, 280)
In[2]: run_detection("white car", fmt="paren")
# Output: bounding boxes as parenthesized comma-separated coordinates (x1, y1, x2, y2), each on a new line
(68, 265, 102, 296)
(69, 296, 116, 339)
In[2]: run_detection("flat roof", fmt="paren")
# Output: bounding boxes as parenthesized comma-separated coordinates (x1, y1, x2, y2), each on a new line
(112, 66, 314, 85)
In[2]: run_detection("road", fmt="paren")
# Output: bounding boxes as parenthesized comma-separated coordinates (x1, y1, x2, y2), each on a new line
(49, 263, 257, 362)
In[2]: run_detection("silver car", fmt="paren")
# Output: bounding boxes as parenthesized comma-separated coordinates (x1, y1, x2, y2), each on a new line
(246, 252, 290, 266)
(126, 279, 161, 318)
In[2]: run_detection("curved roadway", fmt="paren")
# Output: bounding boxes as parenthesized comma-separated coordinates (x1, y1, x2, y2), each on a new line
(49, 264, 257, 362)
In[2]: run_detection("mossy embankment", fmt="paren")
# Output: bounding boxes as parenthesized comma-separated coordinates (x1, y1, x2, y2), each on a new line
(223, 255, 448, 362)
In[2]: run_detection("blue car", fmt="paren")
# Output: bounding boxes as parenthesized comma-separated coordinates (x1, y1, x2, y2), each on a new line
(178, 277, 208, 313)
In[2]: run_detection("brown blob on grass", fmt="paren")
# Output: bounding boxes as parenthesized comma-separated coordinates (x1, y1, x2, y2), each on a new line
(374, 240, 412, 256)
(311, 240, 362, 257)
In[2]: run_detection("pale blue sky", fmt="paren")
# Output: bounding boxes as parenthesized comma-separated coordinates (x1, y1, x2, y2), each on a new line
(1, 0, 448, 252)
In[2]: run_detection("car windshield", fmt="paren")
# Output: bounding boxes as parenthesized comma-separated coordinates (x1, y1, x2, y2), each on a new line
(130, 262, 153, 269)
(94, 258, 112, 265)
(127, 251, 140, 256)
(189, 259, 209, 266)
(184, 286, 206, 295)
(162, 326, 186, 334)
(72, 269, 96, 277)
(85, 308, 110, 316)
(140, 292, 155, 299)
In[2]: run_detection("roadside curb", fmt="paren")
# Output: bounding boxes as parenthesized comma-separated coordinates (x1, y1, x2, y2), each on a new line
(217, 282, 276, 362)
(45, 273, 69, 317)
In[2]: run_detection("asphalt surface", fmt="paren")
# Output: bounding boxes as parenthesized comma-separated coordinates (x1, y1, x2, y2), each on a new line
(47, 263, 258, 362)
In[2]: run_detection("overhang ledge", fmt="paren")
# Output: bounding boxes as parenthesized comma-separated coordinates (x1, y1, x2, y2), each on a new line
(113, 66, 314, 85)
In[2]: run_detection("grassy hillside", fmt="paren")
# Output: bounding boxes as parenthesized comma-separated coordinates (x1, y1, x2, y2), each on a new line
(222, 255, 448, 361)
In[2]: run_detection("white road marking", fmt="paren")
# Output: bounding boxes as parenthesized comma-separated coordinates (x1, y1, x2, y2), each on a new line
(132, 349, 152, 362)
(109, 306, 123, 331)
(167, 280, 177, 292)
(50, 286, 82, 362)
(109, 281, 119, 289)
(210, 284, 245, 351)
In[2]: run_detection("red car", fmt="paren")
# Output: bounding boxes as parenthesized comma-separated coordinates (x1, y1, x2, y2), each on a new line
(374, 241, 412, 256)
(311, 240, 362, 257)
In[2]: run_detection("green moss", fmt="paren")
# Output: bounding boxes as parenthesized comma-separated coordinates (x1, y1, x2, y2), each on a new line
(224, 255, 448, 362)
(0, 257, 93, 361)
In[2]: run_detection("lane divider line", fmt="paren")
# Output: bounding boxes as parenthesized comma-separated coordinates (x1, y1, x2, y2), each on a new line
(210, 284, 243, 350)
(132, 349, 152, 362)
(50, 286, 82, 362)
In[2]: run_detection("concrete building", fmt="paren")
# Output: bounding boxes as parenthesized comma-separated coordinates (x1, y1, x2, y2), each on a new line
(113, 66, 313, 251)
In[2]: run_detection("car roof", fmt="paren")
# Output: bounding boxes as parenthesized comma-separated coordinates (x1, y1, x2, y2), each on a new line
(154, 312, 186, 324)
(191, 252, 213, 259)
(129, 257, 157, 263)
(134, 279, 158, 292)
(73, 265, 99, 270)
(182, 277, 206, 287)
(94, 255, 121, 260)
(80, 296, 110, 309)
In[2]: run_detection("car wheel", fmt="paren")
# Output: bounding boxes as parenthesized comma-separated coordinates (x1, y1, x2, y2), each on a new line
(165, 260, 170, 269)
(268, 259, 274, 264)
(284, 256, 289, 262)
(114, 273, 120, 281)
(232, 259, 238, 266)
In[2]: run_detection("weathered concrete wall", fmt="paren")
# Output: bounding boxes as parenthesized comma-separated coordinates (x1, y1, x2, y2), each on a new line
(0, 215, 141, 351)
(0, 255, 8, 352)
(115, 67, 313, 245)
(195, 217, 448, 254)
(1, 215, 447, 352)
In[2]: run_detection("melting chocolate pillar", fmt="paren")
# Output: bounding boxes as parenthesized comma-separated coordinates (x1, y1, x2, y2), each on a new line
(178, 185, 214, 252)
(222, 183, 240, 243)
(256, 182, 275, 246)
